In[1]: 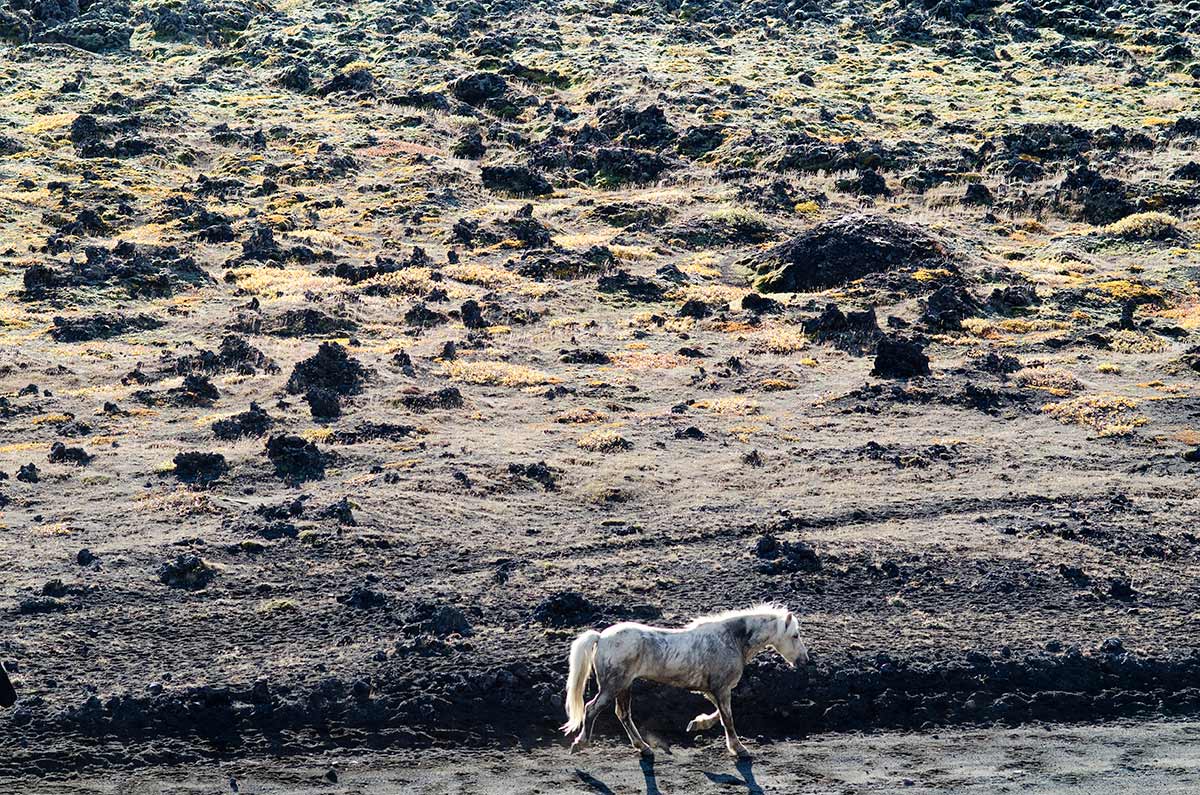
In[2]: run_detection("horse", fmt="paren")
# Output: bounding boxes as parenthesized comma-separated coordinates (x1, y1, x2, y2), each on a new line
(560, 604, 808, 758)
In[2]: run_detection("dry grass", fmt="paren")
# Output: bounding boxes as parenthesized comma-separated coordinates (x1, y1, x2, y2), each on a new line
(1103, 212, 1180, 240)
(360, 267, 434, 295)
(444, 360, 556, 387)
(1014, 368, 1085, 396)
(611, 351, 690, 369)
(444, 262, 520, 287)
(693, 397, 762, 415)
(1042, 394, 1148, 436)
(748, 326, 808, 355)
(229, 267, 344, 297)
(554, 406, 607, 423)
(577, 428, 632, 452)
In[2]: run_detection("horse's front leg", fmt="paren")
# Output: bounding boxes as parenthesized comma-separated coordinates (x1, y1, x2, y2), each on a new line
(715, 688, 750, 759)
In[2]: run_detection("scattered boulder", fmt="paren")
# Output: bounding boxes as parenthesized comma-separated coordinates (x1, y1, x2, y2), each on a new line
(212, 403, 275, 440)
(404, 603, 473, 637)
(48, 442, 92, 466)
(481, 165, 552, 197)
(286, 342, 368, 396)
(533, 591, 598, 628)
(753, 533, 821, 574)
(304, 387, 341, 420)
(802, 304, 883, 353)
(50, 313, 163, 342)
(872, 335, 930, 378)
(265, 434, 326, 483)
(748, 214, 954, 293)
(158, 554, 217, 590)
(172, 452, 227, 487)
(401, 387, 464, 412)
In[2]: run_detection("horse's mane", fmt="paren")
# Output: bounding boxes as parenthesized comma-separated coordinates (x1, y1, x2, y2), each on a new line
(685, 603, 789, 629)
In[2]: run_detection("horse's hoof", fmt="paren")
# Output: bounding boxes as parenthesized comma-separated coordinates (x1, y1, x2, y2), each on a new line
(686, 719, 701, 733)
(729, 745, 751, 759)
(638, 746, 655, 758)
(570, 741, 587, 755)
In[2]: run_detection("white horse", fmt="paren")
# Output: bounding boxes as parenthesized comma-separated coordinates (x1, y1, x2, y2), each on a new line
(561, 604, 808, 758)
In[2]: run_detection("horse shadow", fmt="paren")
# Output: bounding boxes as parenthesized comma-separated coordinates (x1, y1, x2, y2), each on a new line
(577, 756, 761, 795)
(574, 757, 663, 795)
(703, 758, 764, 795)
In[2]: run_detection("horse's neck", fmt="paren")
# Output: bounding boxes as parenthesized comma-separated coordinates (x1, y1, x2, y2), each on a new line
(736, 614, 777, 660)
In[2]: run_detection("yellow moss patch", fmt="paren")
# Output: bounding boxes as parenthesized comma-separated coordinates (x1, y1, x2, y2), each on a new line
(1042, 394, 1148, 436)
(913, 268, 955, 283)
(760, 379, 796, 391)
(31, 413, 73, 425)
(1096, 363, 1121, 374)
(1093, 280, 1163, 303)
(444, 360, 556, 386)
(1110, 330, 1167, 354)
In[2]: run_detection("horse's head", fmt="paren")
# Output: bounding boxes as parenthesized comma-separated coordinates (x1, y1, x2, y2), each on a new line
(773, 611, 809, 668)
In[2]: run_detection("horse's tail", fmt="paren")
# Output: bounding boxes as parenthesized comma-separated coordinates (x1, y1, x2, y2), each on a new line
(560, 629, 601, 734)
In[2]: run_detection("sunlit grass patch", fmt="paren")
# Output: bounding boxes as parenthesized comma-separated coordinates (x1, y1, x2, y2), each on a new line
(1042, 394, 1148, 436)
(444, 360, 556, 386)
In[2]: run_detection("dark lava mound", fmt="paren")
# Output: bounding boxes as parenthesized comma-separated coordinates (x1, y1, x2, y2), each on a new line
(748, 213, 955, 293)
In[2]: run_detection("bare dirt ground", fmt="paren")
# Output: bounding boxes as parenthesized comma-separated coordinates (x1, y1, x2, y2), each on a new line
(20, 721, 1200, 793)
(2, 0, 1200, 787)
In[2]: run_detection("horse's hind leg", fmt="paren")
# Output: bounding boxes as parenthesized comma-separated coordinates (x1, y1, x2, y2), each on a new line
(570, 688, 613, 752)
(615, 689, 653, 756)
(715, 688, 750, 759)
(687, 691, 720, 733)
(686, 709, 720, 733)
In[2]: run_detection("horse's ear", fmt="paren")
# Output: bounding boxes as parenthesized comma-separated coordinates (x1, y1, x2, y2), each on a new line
(784, 612, 795, 627)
